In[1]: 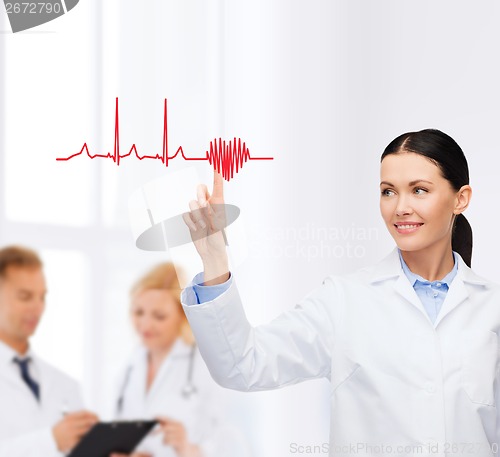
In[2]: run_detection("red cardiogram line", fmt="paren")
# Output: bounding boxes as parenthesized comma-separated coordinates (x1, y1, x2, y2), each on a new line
(56, 98, 274, 181)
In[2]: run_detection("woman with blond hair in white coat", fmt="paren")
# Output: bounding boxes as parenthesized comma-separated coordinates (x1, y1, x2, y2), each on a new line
(180, 129, 500, 457)
(111, 263, 247, 457)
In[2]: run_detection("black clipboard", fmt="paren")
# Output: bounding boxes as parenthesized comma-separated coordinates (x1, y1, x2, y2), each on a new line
(67, 420, 158, 457)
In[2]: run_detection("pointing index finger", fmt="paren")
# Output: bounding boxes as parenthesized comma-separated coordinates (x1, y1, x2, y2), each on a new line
(197, 183, 209, 207)
(211, 169, 224, 202)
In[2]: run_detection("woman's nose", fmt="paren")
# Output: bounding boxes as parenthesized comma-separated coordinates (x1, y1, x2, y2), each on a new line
(135, 316, 150, 330)
(395, 198, 413, 217)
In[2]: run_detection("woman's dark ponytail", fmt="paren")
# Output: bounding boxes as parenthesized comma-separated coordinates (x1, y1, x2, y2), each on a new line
(381, 129, 473, 267)
(452, 213, 472, 267)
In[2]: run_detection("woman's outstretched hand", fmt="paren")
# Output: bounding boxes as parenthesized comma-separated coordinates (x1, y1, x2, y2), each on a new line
(182, 170, 229, 285)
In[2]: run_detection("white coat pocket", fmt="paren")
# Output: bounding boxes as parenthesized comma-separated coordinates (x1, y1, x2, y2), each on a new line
(330, 348, 360, 394)
(460, 331, 498, 407)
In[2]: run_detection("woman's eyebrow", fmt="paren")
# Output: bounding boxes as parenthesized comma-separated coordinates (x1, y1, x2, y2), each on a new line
(380, 179, 434, 187)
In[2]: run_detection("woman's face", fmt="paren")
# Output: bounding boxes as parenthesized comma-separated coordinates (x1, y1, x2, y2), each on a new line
(380, 152, 464, 253)
(131, 289, 183, 352)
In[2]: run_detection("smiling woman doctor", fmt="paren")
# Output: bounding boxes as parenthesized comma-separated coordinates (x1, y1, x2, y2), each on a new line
(110, 263, 237, 457)
(180, 129, 500, 457)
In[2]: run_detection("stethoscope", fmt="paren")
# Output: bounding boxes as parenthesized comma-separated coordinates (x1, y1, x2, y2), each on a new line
(116, 343, 198, 416)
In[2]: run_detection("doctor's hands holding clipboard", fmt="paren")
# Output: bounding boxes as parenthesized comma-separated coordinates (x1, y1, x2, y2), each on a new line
(110, 417, 200, 457)
(182, 170, 230, 286)
(110, 452, 151, 457)
(52, 410, 99, 453)
(157, 417, 201, 457)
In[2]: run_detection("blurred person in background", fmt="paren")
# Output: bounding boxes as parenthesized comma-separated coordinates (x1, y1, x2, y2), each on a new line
(111, 262, 252, 457)
(0, 245, 98, 457)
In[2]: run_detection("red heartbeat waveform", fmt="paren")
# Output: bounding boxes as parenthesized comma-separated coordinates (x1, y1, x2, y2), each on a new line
(56, 98, 274, 181)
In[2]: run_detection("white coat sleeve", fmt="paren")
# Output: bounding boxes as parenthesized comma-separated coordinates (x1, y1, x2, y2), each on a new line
(181, 275, 336, 392)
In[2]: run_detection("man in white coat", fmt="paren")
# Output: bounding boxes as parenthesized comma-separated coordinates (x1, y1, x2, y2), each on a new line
(0, 245, 98, 457)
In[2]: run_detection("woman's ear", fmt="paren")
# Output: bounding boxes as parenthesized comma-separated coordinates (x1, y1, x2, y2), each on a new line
(454, 185, 472, 215)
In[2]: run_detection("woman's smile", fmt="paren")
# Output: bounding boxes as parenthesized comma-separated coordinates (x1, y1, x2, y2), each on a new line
(394, 222, 424, 234)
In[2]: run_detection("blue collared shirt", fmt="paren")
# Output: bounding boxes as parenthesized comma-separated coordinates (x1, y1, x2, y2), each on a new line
(397, 248, 458, 324)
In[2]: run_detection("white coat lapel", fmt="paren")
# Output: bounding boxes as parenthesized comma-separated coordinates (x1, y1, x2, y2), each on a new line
(432, 276, 468, 328)
(36, 356, 53, 409)
(146, 339, 190, 404)
(369, 247, 429, 318)
(0, 343, 29, 391)
(0, 363, 22, 389)
(433, 253, 488, 327)
(369, 248, 489, 328)
(134, 348, 148, 405)
(393, 273, 428, 317)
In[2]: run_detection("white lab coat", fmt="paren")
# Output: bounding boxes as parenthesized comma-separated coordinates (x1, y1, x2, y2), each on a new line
(114, 338, 245, 457)
(0, 341, 83, 457)
(181, 247, 500, 457)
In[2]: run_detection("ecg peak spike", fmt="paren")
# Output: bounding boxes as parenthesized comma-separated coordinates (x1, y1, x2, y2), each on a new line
(56, 98, 274, 181)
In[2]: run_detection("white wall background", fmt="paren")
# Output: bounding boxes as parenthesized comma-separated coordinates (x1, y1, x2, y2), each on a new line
(2, 1, 500, 456)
